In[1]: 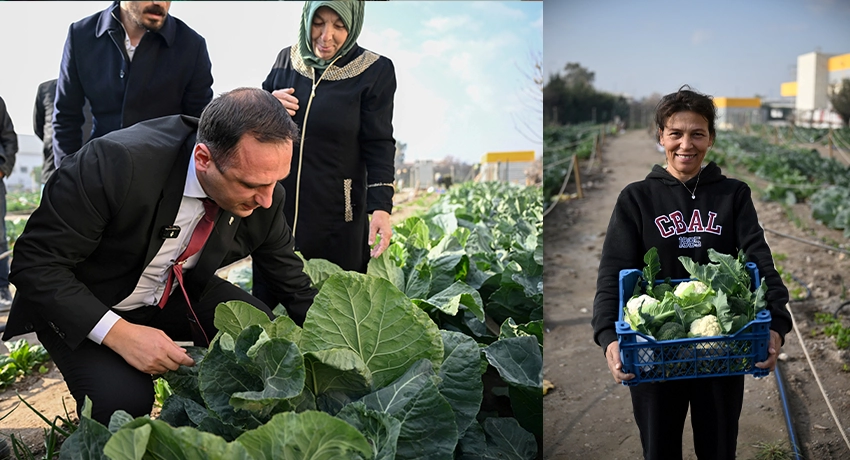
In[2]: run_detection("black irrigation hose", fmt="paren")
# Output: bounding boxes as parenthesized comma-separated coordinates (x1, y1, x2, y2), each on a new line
(834, 300, 850, 318)
(761, 225, 850, 256)
(776, 271, 808, 460)
(774, 363, 803, 460)
(779, 269, 850, 457)
(787, 272, 812, 302)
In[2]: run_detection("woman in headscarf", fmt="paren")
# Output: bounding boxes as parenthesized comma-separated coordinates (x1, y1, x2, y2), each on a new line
(253, 1, 396, 298)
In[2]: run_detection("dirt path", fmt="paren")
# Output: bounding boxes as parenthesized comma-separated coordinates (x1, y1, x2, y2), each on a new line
(542, 130, 793, 459)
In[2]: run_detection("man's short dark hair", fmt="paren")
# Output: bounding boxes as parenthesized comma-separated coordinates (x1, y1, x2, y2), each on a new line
(197, 87, 300, 171)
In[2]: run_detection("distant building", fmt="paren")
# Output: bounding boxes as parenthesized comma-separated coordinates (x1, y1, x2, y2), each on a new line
(7, 134, 42, 192)
(477, 150, 535, 184)
(409, 160, 434, 189)
(780, 51, 849, 128)
(761, 99, 795, 126)
(714, 97, 762, 130)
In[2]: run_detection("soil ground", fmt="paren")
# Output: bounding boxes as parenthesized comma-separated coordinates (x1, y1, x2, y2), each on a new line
(0, 189, 439, 455)
(543, 129, 850, 459)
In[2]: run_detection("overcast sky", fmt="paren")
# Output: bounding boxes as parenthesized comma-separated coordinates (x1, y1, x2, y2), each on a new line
(0, 1, 543, 165)
(544, 0, 850, 100)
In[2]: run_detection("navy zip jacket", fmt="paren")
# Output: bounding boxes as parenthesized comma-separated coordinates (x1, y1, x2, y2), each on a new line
(591, 161, 792, 352)
(52, 1, 213, 166)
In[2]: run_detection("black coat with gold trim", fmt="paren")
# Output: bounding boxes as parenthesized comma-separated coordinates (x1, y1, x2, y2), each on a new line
(262, 43, 396, 273)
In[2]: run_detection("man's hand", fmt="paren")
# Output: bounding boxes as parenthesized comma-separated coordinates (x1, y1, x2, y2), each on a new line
(755, 330, 782, 372)
(369, 210, 392, 258)
(606, 341, 635, 384)
(102, 319, 195, 375)
(271, 88, 299, 117)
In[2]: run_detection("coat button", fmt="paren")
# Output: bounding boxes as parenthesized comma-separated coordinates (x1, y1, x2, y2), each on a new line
(24, 323, 34, 331)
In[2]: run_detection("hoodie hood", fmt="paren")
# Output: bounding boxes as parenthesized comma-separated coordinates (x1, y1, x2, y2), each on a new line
(646, 161, 726, 187)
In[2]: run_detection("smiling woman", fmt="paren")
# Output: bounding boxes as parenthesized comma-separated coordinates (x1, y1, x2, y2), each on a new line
(254, 0, 397, 289)
(591, 86, 793, 459)
(656, 86, 717, 184)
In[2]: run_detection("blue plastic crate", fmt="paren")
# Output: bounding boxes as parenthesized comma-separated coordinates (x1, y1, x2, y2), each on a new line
(616, 262, 771, 386)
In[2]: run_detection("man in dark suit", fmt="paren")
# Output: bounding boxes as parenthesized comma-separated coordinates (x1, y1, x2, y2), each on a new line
(52, 1, 213, 167)
(3, 88, 317, 424)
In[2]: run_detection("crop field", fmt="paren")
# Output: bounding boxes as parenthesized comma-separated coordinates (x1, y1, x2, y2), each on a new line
(2, 181, 543, 459)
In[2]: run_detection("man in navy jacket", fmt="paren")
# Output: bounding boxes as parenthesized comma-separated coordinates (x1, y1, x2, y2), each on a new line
(52, 1, 213, 167)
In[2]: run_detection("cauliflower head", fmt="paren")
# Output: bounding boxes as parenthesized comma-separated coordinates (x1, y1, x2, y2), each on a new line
(674, 280, 711, 298)
(626, 294, 658, 315)
(689, 314, 722, 337)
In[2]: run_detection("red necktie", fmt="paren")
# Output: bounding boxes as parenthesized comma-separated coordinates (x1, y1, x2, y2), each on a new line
(158, 198, 220, 309)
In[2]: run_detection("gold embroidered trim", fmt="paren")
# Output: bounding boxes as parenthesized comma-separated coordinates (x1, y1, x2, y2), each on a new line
(291, 43, 380, 81)
(367, 183, 394, 188)
(344, 179, 353, 222)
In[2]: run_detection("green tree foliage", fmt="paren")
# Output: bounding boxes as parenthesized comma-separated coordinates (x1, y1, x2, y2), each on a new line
(543, 62, 629, 126)
(829, 78, 850, 127)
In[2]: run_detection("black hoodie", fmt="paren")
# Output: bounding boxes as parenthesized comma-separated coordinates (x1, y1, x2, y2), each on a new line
(591, 161, 792, 352)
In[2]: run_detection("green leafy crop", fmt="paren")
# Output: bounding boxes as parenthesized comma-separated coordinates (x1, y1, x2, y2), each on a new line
(1, 339, 51, 389)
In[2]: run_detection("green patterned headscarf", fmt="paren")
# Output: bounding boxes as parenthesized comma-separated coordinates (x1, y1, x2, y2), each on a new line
(298, 1, 364, 70)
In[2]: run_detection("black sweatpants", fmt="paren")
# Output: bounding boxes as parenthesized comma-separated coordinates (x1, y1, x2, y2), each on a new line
(37, 277, 274, 425)
(629, 375, 745, 460)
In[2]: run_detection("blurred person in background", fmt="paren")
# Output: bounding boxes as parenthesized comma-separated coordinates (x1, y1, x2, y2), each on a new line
(253, 1, 396, 304)
(34, 79, 92, 186)
(591, 86, 793, 459)
(52, 1, 213, 167)
(0, 95, 18, 311)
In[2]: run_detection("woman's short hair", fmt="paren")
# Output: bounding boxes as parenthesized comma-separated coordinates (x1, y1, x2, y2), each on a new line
(655, 85, 716, 139)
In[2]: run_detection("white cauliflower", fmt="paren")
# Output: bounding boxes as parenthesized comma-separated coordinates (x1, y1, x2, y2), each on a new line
(674, 280, 710, 298)
(689, 315, 722, 337)
(626, 294, 658, 315)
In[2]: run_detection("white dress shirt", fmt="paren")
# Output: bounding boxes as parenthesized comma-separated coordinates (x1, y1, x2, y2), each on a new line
(87, 153, 212, 344)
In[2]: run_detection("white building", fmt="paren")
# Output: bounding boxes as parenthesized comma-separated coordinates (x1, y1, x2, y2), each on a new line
(714, 98, 762, 130)
(6, 134, 42, 193)
(477, 151, 535, 184)
(781, 51, 849, 128)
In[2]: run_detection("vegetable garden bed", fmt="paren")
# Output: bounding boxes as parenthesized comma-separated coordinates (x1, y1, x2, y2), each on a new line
(53, 181, 543, 459)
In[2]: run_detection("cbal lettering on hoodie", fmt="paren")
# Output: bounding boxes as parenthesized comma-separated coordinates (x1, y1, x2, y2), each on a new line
(654, 210, 722, 239)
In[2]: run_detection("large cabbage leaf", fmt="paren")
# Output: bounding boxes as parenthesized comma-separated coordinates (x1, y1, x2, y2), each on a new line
(103, 417, 252, 460)
(300, 272, 444, 389)
(360, 359, 458, 460)
(198, 326, 304, 430)
(483, 336, 543, 438)
(336, 402, 402, 460)
(235, 411, 372, 460)
(303, 348, 372, 414)
(456, 418, 538, 460)
(438, 331, 484, 438)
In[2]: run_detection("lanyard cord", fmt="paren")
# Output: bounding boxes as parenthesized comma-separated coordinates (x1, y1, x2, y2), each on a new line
(291, 54, 343, 238)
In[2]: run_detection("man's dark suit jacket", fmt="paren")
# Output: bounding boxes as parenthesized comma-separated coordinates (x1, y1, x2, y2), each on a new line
(3, 115, 316, 350)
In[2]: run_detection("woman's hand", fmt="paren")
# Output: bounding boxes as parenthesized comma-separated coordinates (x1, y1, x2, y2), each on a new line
(272, 88, 300, 117)
(369, 210, 392, 258)
(755, 330, 782, 372)
(606, 341, 635, 384)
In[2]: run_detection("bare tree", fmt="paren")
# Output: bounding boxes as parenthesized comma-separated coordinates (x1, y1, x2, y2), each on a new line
(512, 48, 543, 144)
(829, 78, 850, 127)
